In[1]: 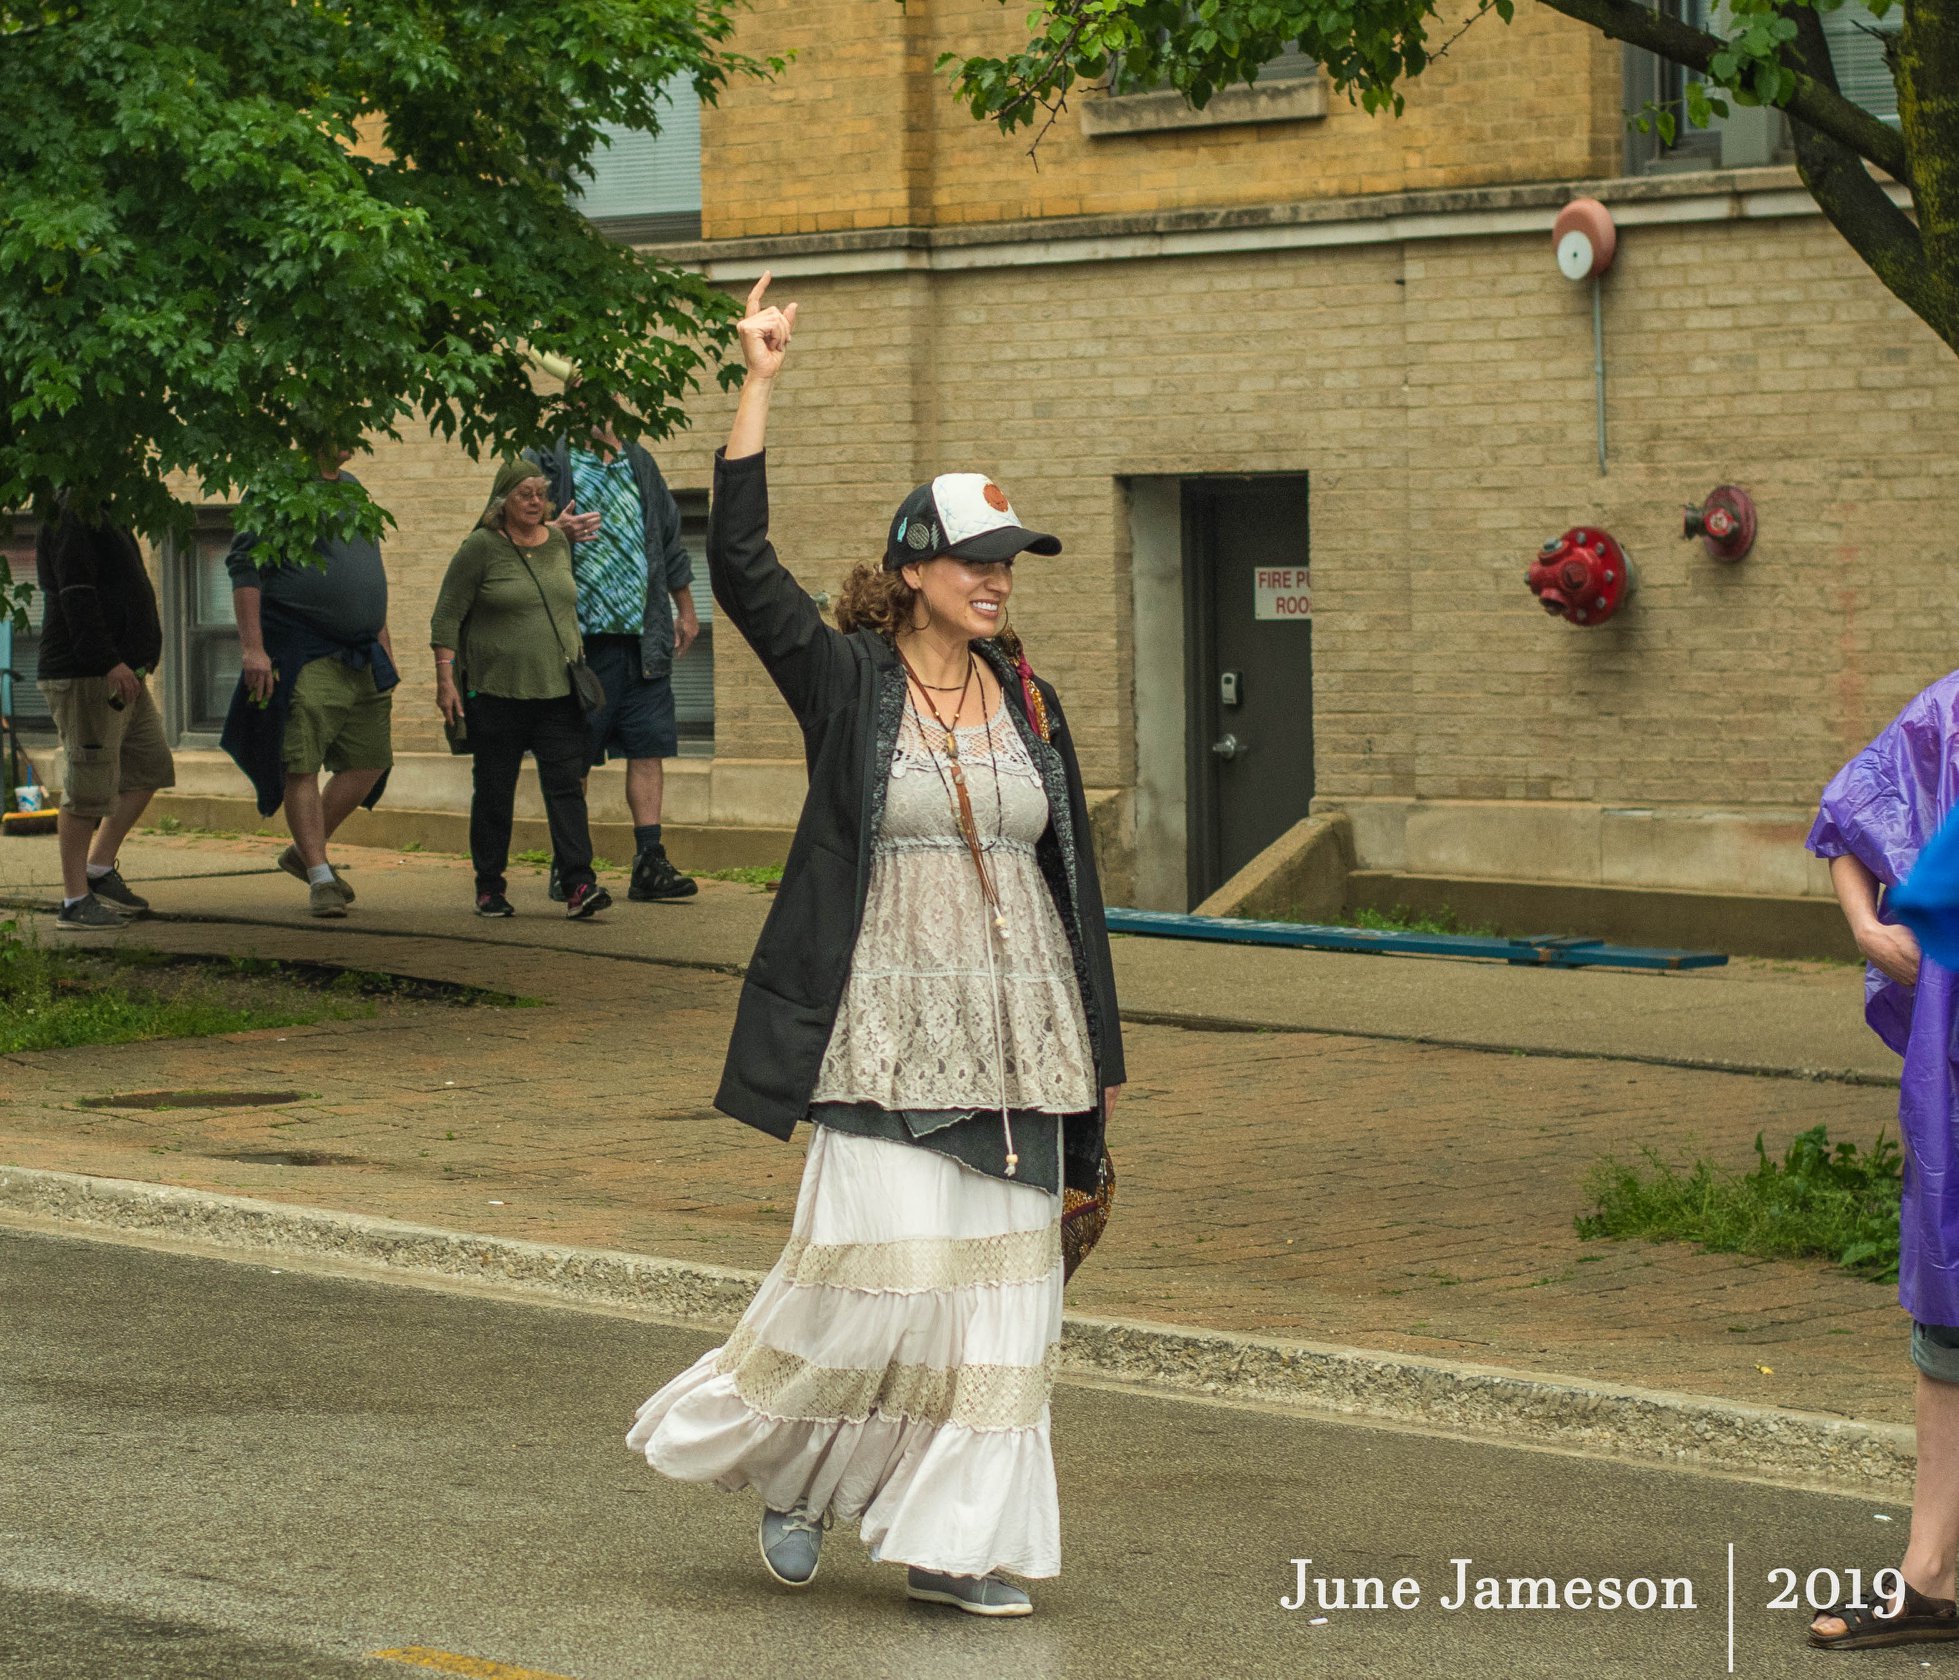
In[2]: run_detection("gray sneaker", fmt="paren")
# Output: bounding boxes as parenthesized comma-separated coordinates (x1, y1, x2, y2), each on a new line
(308, 879, 349, 918)
(279, 844, 353, 904)
(55, 893, 122, 931)
(759, 1506, 828, 1588)
(87, 867, 149, 915)
(906, 1569, 1033, 1617)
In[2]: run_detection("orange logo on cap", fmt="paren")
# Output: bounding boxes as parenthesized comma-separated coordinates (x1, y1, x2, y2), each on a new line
(982, 482, 1010, 513)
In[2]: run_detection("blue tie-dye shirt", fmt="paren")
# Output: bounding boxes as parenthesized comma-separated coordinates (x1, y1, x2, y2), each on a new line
(568, 447, 648, 636)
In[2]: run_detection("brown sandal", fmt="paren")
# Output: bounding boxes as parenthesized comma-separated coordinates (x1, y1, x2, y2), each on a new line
(1809, 1581, 1959, 1650)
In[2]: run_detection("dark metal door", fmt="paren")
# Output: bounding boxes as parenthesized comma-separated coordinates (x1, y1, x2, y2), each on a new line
(1184, 478, 1314, 905)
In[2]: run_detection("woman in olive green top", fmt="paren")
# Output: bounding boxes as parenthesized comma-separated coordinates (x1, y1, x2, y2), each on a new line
(431, 461, 612, 919)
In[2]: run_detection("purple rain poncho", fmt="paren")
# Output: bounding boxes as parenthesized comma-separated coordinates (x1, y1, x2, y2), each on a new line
(1808, 670, 1959, 1325)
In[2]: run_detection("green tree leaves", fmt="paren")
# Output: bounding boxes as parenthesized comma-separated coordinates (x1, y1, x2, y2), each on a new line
(0, 0, 772, 570)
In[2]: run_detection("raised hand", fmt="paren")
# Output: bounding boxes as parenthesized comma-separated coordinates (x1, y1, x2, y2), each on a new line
(737, 273, 798, 380)
(551, 499, 601, 544)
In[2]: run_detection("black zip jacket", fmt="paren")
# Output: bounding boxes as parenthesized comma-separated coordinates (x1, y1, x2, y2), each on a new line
(707, 449, 1124, 1193)
(33, 510, 163, 680)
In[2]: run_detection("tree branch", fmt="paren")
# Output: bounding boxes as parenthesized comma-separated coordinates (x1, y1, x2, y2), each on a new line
(1537, 0, 1909, 182)
(1899, 0, 1959, 289)
(1780, 3, 1959, 353)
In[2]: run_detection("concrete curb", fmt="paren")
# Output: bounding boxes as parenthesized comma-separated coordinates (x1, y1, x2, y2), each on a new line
(0, 1164, 1913, 1498)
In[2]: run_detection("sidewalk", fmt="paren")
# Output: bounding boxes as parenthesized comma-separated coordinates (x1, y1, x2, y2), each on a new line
(0, 830, 1911, 1427)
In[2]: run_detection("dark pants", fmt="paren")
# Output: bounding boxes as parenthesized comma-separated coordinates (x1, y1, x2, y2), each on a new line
(464, 692, 595, 897)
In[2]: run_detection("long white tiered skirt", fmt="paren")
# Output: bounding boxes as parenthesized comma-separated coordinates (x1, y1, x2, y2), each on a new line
(626, 1127, 1065, 1578)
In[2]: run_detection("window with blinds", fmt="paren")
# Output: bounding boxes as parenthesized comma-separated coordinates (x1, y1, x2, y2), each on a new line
(1823, 2, 1900, 125)
(575, 78, 703, 243)
(1629, 1, 1900, 172)
(167, 513, 241, 739)
(1, 516, 49, 733)
(668, 491, 714, 753)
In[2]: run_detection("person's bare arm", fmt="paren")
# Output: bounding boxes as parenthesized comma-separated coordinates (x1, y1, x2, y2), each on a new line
(671, 586, 700, 659)
(725, 273, 796, 461)
(1831, 852, 1920, 986)
(432, 645, 463, 726)
(233, 585, 274, 702)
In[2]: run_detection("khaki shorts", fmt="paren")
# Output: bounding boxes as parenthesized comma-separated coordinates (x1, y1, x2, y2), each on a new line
(39, 676, 177, 819)
(282, 656, 394, 778)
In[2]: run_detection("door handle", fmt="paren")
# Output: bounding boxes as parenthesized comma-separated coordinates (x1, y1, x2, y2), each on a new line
(1210, 733, 1243, 760)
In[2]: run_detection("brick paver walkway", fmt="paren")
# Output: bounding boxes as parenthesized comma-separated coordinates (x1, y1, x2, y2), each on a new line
(0, 880, 1908, 1425)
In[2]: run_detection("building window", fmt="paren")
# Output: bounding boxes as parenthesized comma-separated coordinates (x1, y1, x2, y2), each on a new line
(1628, 0, 1899, 173)
(1, 515, 50, 734)
(575, 77, 702, 243)
(166, 512, 240, 740)
(669, 490, 714, 754)
(1084, 38, 1327, 136)
(1822, 2, 1901, 126)
(1111, 41, 1318, 96)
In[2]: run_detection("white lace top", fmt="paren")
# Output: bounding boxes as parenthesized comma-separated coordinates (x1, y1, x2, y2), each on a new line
(811, 698, 1099, 1114)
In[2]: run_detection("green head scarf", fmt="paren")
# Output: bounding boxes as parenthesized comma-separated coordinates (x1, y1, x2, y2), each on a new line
(479, 459, 550, 529)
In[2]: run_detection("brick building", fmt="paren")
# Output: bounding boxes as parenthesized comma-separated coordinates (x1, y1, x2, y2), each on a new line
(8, 0, 1943, 955)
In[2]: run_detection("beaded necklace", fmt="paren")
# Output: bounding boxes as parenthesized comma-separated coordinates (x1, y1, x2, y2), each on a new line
(894, 643, 1018, 1176)
(896, 646, 1007, 939)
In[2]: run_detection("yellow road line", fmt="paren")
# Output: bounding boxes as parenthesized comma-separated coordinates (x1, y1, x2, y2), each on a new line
(369, 1648, 580, 1680)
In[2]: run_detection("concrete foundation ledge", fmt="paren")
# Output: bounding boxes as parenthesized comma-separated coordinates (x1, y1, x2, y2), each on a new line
(1349, 872, 1858, 963)
(0, 1165, 1912, 1497)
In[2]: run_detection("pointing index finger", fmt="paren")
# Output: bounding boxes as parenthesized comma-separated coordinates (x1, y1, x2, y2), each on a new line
(745, 273, 771, 316)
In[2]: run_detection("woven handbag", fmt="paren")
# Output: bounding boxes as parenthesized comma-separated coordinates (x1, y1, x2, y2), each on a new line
(1061, 1147, 1115, 1283)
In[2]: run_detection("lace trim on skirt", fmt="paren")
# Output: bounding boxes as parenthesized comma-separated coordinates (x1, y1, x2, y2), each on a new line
(717, 1322, 1058, 1432)
(776, 1221, 1062, 1294)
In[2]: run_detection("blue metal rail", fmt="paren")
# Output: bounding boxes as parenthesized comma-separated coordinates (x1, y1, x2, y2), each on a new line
(1103, 908, 1727, 972)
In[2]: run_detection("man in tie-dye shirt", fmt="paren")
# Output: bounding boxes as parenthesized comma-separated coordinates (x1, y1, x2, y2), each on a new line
(529, 417, 700, 901)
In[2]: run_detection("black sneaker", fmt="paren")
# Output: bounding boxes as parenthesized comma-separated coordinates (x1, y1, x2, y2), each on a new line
(547, 860, 567, 903)
(476, 891, 515, 918)
(87, 867, 150, 915)
(564, 881, 612, 920)
(629, 844, 698, 901)
(56, 893, 122, 930)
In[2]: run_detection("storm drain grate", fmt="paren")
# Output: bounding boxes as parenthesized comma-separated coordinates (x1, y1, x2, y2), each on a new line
(78, 1090, 307, 1111)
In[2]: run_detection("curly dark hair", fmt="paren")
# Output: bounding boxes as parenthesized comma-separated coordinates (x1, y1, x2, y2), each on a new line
(834, 562, 918, 638)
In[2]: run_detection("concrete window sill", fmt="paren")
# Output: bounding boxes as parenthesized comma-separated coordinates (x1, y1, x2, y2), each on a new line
(1079, 77, 1328, 138)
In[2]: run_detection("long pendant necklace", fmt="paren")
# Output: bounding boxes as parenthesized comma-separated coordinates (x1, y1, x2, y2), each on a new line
(897, 647, 1006, 938)
(896, 644, 1018, 1177)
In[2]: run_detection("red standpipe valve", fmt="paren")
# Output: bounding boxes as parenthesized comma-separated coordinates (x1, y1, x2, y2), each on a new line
(1525, 528, 1633, 626)
(1683, 485, 1756, 563)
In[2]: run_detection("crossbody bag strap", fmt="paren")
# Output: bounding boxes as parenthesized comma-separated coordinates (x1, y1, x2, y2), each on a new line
(511, 543, 575, 662)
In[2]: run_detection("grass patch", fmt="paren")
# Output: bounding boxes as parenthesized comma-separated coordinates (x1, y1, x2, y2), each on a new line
(703, 864, 785, 887)
(0, 920, 373, 1054)
(1575, 1124, 1902, 1282)
(1350, 903, 1497, 938)
(0, 921, 536, 1054)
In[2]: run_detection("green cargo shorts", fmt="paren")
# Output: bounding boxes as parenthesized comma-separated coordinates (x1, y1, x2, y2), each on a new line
(282, 656, 394, 778)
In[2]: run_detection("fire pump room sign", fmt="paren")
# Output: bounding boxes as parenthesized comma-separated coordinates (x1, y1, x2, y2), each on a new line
(1253, 566, 1312, 621)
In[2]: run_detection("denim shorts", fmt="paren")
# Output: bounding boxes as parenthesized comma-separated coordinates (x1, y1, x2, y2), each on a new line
(583, 634, 677, 763)
(1911, 1321, 1959, 1384)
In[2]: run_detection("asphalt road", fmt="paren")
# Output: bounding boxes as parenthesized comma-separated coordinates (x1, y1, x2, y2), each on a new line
(0, 1224, 1925, 1680)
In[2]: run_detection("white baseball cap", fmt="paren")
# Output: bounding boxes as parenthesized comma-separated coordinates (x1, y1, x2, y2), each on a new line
(884, 473, 1061, 570)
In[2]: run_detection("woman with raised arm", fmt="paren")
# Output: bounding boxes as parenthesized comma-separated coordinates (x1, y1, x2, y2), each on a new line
(626, 277, 1124, 1618)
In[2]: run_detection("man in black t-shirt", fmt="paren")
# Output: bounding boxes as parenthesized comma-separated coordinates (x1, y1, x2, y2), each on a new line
(34, 503, 175, 929)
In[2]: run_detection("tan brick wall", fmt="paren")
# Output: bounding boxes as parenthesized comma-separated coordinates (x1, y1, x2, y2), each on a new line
(703, 0, 1625, 238)
(150, 199, 1959, 903)
(690, 204, 1959, 884)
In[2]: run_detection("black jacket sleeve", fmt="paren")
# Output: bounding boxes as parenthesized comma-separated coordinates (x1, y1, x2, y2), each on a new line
(1045, 683, 1126, 1088)
(44, 512, 124, 675)
(707, 450, 855, 725)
